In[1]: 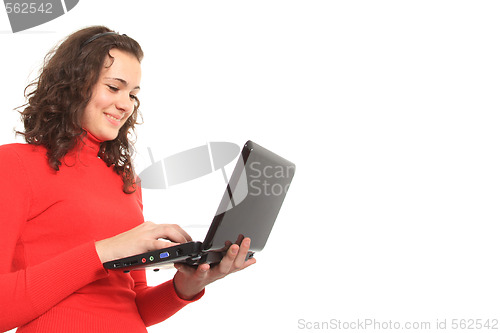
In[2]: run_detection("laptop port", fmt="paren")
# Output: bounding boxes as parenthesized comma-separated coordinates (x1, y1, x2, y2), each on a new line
(124, 260, 139, 267)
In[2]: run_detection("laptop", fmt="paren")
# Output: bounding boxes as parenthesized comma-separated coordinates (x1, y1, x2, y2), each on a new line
(103, 140, 295, 273)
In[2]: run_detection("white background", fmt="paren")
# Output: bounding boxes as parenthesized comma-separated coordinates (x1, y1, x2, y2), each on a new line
(2, 1, 500, 332)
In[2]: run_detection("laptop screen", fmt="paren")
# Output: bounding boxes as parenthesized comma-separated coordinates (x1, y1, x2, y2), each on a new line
(202, 141, 295, 252)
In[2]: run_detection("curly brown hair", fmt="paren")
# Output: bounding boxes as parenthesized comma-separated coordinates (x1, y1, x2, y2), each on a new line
(16, 26, 144, 193)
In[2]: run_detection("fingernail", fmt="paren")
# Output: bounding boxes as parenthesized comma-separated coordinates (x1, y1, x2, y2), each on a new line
(231, 246, 238, 254)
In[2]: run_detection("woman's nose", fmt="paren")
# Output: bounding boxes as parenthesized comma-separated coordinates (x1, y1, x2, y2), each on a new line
(116, 93, 134, 115)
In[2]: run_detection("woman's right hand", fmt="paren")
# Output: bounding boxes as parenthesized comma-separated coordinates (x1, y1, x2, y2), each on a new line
(95, 221, 192, 263)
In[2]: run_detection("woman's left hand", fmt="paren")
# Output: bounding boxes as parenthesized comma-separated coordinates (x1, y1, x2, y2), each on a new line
(173, 237, 256, 300)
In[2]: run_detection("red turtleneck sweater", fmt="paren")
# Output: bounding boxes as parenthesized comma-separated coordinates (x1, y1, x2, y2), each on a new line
(0, 133, 202, 332)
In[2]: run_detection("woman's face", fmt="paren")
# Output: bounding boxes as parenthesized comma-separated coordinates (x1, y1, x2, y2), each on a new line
(81, 48, 142, 142)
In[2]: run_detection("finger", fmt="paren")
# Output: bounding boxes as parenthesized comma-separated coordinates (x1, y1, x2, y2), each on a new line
(174, 263, 196, 274)
(154, 224, 190, 243)
(223, 240, 232, 251)
(146, 239, 180, 252)
(195, 264, 210, 278)
(169, 224, 193, 242)
(217, 244, 239, 275)
(242, 257, 257, 269)
(235, 234, 244, 246)
(161, 241, 182, 248)
(232, 238, 252, 270)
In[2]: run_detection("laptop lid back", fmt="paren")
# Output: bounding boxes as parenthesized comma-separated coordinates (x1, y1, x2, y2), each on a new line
(202, 140, 295, 252)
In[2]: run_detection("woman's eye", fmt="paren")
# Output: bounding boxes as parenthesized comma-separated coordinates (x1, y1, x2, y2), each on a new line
(130, 94, 138, 101)
(107, 85, 119, 92)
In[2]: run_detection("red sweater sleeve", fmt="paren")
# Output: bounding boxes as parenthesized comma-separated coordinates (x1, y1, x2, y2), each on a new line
(0, 146, 109, 332)
(132, 270, 204, 327)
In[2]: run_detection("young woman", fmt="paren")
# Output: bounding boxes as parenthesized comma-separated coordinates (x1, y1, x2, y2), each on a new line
(0, 25, 255, 332)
